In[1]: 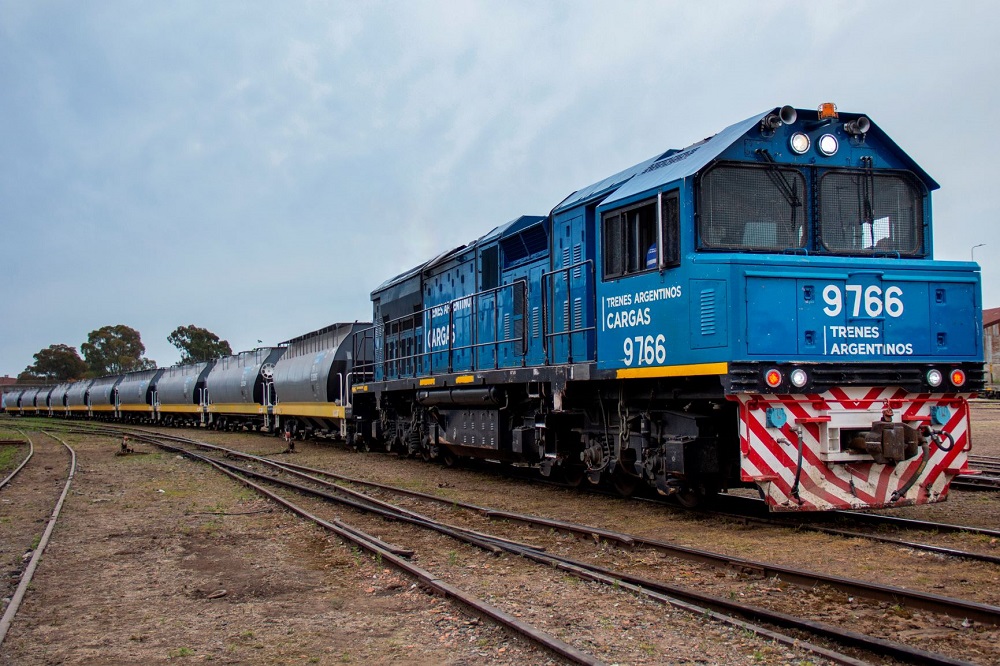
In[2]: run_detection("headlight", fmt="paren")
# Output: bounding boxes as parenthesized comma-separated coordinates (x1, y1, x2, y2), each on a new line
(926, 369, 943, 387)
(790, 368, 808, 388)
(817, 134, 839, 156)
(789, 132, 810, 155)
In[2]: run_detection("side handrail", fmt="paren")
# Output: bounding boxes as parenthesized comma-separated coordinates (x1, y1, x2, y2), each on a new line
(352, 279, 530, 380)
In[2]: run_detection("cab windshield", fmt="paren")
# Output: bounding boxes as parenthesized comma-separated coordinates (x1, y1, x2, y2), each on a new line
(698, 162, 925, 256)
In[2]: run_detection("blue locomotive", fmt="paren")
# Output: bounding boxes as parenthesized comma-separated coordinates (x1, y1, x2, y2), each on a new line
(351, 103, 984, 511)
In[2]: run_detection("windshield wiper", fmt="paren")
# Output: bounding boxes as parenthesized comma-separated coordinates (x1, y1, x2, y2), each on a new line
(755, 149, 802, 225)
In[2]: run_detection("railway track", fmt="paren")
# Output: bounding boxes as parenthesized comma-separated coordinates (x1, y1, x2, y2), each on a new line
(955, 454, 1000, 490)
(76, 424, 996, 665)
(71, 426, 848, 665)
(0, 430, 77, 646)
(15, 418, 995, 663)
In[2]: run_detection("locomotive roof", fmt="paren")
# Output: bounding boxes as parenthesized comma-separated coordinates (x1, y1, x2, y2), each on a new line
(372, 215, 547, 295)
(560, 105, 938, 211)
(372, 106, 937, 298)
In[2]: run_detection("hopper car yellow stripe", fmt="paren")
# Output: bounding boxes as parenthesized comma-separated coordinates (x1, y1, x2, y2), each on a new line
(273, 403, 346, 419)
(208, 403, 265, 415)
(156, 405, 204, 413)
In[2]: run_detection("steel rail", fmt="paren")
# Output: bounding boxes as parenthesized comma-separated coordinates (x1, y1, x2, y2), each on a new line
(0, 431, 77, 646)
(136, 435, 605, 666)
(142, 427, 1000, 626)
(143, 432, 976, 666)
(0, 429, 32, 491)
(84, 426, 1000, 625)
(144, 436, 877, 666)
(951, 475, 1000, 490)
(715, 494, 1000, 540)
(823, 510, 1000, 539)
(700, 511, 1000, 565)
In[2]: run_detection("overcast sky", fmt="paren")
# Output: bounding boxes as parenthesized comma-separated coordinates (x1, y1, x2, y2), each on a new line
(3, 1, 999, 376)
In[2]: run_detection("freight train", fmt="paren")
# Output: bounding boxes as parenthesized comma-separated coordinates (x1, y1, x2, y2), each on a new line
(3, 103, 984, 512)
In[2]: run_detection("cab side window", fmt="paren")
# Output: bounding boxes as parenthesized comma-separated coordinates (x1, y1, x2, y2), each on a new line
(602, 190, 679, 279)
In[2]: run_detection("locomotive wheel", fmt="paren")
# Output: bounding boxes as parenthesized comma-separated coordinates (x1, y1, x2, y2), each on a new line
(612, 470, 640, 498)
(674, 486, 703, 508)
(559, 463, 586, 487)
(441, 447, 458, 468)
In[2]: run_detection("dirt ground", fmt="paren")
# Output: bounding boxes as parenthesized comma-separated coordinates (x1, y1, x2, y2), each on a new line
(1, 403, 999, 665)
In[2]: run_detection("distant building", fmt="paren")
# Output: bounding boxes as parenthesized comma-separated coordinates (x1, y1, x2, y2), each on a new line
(0, 375, 17, 387)
(984, 307, 1000, 385)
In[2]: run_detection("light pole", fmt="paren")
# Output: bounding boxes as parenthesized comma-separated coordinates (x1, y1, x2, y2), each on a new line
(972, 243, 986, 262)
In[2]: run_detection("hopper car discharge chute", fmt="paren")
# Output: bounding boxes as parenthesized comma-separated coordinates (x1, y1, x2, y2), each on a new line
(270, 322, 372, 441)
(204, 346, 286, 432)
(155, 361, 215, 426)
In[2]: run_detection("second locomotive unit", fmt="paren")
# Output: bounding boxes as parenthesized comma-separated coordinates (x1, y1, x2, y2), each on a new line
(350, 103, 983, 511)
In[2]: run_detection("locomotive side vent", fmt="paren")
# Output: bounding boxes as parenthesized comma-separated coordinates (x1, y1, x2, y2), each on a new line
(700, 289, 716, 336)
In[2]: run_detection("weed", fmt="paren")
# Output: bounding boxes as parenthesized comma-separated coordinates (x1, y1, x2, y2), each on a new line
(240, 630, 255, 639)
(169, 647, 195, 658)
(448, 550, 459, 566)
(0, 445, 22, 472)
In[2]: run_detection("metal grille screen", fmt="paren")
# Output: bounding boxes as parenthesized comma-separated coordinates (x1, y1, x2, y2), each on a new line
(819, 172, 923, 255)
(699, 164, 807, 251)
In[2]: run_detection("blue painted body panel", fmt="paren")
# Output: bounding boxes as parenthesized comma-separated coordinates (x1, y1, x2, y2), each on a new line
(369, 105, 980, 383)
(594, 254, 981, 371)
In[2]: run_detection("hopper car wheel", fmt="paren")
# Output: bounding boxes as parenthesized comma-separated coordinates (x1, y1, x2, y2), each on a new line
(356, 436, 370, 453)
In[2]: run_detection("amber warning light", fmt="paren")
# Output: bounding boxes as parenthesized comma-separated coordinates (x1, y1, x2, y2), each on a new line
(817, 102, 838, 120)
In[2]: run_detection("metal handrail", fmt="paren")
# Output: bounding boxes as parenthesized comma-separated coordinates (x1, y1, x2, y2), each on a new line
(352, 280, 529, 381)
(541, 259, 597, 364)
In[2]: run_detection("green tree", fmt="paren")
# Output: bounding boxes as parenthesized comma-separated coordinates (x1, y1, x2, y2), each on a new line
(19, 344, 88, 381)
(168, 325, 232, 363)
(81, 325, 156, 376)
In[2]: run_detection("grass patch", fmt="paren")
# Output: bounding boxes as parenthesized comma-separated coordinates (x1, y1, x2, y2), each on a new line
(0, 445, 25, 473)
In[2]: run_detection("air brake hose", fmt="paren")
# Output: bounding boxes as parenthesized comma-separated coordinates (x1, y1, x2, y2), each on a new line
(930, 429, 955, 452)
(788, 426, 804, 505)
(890, 433, 932, 504)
